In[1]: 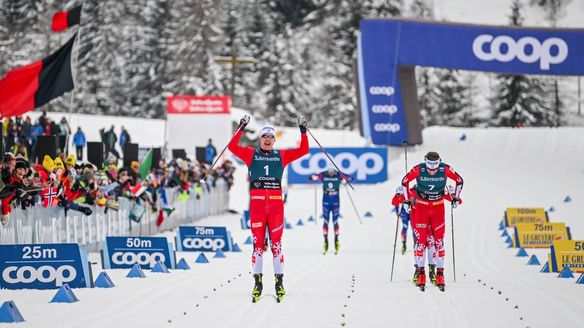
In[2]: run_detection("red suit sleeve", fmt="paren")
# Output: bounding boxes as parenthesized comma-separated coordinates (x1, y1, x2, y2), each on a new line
(280, 132, 309, 167)
(391, 193, 405, 207)
(2, 195, 13, 215)
(227, 129, 254, 166)
(401, 165, 420, 199)
(445, 165, 464, 198)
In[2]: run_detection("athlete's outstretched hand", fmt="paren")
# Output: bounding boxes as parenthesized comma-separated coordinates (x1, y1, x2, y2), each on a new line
(297, 115, 308, 132)
(239, 115, 250, 128)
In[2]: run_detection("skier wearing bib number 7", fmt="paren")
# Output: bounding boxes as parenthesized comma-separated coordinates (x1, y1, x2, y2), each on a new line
(228, 114, 309, 303)
(400, 151, 463, 291)
(309, 169, 351, 255)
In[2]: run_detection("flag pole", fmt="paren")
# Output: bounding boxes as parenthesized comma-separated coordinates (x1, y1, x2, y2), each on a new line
(66, 28, 82, 155)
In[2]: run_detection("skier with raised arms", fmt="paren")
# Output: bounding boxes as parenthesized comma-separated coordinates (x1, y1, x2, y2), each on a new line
(309, 168, 351, 254)
(400, 151, 463, 291)
(228, 114, 309, 302)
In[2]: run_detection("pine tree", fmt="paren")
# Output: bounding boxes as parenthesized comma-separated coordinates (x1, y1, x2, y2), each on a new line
(433, 69, 471, 126)
(491, 0, 553, 127)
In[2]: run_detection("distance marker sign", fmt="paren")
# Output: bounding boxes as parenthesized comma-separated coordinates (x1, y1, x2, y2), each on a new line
(513, 222, 571, 248)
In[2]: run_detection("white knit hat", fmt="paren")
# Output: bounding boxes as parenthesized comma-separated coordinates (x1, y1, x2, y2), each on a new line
(260, 124, 276, 137)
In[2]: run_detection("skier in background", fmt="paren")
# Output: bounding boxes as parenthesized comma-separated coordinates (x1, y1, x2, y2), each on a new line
(228, 114, 309, 302)
(310, 168, 351, 255)
(400, 151, 463, 291)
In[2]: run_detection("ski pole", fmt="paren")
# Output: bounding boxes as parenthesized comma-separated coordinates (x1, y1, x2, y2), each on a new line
(390, 141, 408, 282)
(450, 201, 457, 283)
(314, 184, 318, 225)
(343, 183, 363, 225)
(390, 207, 400, 282)
(200, 124, 244, 183)
(305, 128, 354, 190)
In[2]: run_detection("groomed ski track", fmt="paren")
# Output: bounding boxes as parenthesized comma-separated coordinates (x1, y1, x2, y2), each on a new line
(3, 127, 584, 327)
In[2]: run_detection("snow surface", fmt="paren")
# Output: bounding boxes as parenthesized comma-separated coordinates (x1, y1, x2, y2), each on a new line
(2, 124, 584, 327)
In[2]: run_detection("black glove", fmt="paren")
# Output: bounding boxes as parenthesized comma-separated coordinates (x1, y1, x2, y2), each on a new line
(402, 199, 412, 213)
(297, 115, 308, 133)
(239, 115, 250, 128)
(451, 197, 460, 209)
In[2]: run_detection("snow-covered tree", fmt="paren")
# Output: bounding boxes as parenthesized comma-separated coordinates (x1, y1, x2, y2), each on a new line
(491, 0, 555, 127)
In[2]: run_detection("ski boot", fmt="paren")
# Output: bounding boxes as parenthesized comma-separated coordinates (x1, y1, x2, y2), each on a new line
(416, 267, 426, 291)
(252, 273, 263, 303)
(323, 236, 329, 254)
(412, 265, 419, 284)
(401, 240, 407, 255)
(428, 264, 436, 286)
(275, 274, 286, 302)
(334, 235, 340, 255)
(435, 268, 445, 292)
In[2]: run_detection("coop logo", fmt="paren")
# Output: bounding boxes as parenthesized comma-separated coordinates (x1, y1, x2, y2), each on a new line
(182, 238, 225, 251)
(2, 265, 76, 287)
(472, 34, 568, 70)
(290, 148, 387, 182)
(171, 98, 189, 112)
(374, 123, 401, 133)
(371, 105, 398, 115)
(112, 251, 165, 267)
(369, 86, 395, 96)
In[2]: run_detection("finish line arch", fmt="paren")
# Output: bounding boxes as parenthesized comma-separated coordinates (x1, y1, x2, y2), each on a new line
(356, 18, 584, 145)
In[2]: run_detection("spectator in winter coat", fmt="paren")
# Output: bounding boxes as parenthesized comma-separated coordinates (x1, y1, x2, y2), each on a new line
(29, 121, 44, 163)
(104, 126, 120, 159)
(119, 126, 131, 150)
(58, 117, 71, 153)
(205, 139, 217, 164)
(1, 159, 29, 225)
(35, 155, 55, 185)
(73, 127, 86, 161)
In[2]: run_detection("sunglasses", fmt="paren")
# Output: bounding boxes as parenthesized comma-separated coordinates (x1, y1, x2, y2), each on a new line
(261, 134, 275, 139)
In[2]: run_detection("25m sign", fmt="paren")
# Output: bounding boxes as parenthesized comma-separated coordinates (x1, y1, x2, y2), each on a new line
(176, 226, 233, 252)
(0, 243, 92, 289)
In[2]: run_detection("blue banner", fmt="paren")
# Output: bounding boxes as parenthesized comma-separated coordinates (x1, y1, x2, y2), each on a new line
(241, 210, 250, 230)
(288, 147, 387, 184)
(103, 236, 176, 269)
(358, 19, 584, 145)
(0, 243, 91, 289)
(176, 226, 233, 252)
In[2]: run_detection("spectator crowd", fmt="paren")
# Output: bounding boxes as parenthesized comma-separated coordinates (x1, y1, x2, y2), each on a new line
(0, 113, 236, 226)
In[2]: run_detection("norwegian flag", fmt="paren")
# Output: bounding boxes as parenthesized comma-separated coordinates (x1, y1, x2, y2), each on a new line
(130, 184, 147, 198)
(41, 187, 61, 207)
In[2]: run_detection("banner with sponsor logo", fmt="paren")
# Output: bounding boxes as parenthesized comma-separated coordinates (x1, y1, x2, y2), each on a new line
(0, 243, 91, 289)
(176, 226, 233, 252)
(504, 208, 549, 227)
(550, 240, 584, 273)
(288, 148, 387, 184)
(513, 222, 571, 248)
(166, 95, 231, 159)
(358, 19, 584, 145)
(102, 236, 176, 270)
(167, 96, 231, 114)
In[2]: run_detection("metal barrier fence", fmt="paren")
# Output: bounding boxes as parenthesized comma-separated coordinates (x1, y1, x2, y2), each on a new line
(0, 180, 230, 253)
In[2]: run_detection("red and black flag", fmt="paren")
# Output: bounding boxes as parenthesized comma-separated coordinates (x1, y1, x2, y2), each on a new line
(0, 34, 76, 117)
(51, 5, 82, 32)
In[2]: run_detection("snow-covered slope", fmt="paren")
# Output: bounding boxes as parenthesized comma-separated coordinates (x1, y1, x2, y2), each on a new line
(3, 126, 584, 328)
